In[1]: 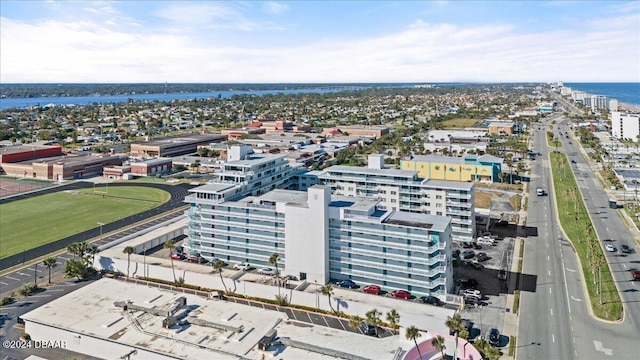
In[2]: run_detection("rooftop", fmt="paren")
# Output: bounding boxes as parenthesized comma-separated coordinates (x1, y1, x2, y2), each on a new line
(135, 133, 226, 148)
(323, 165, 418, 178)
(384, 211, 451, 232)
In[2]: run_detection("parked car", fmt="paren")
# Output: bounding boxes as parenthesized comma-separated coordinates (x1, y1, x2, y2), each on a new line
(471, 261, 483, 270)
(461, 250, 475, 259)
(632, 270, 640, 280)
(187, 255, 207, 263)
(233, 262, 251, 271)
(462, 242, 473, 249)
(452, 249, 461, 258)
(170, 253, 185, 260)
(489, 328, 501, 346)
(363, 285, 381, 295)
(336, 279, 357, 289)
(476, 252, 489, 262)
(419, 295, 442, 306)
(460, 288, 482, 298)
(620, 245, 633, 254)
(175, 246, 184, 254)
(258, 267, 276, 276)
(450, 319, 474, 335)
(390, 290, 412, 299)
(473, 243, 483, 250)
(359, 321, 377, 336)
(605, 244, 616, 252)
(477, 238, 494, 246)
(209, 258, 228, 266)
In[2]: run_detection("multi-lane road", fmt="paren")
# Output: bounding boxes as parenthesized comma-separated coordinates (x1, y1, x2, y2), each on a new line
(518, 115, 640, 360)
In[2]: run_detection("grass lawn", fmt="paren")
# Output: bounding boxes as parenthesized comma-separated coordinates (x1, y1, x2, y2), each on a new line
(0, 186, 170, 259)
(439, 118, 479, 128)
(550, 152, 622, 320)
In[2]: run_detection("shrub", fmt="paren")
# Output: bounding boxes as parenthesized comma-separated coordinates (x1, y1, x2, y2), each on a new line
(18, 282, 38, 296)
(0, 296, 14, 306)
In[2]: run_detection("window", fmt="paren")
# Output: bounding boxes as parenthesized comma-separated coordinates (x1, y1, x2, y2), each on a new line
(391, 191, 397, 195)
(436, 195, 442, 199)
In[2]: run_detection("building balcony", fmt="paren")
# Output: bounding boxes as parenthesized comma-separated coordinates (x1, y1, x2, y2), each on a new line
(331, 267, 447, 289)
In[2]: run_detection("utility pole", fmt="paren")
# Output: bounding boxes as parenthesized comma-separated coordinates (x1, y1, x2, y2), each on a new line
(97, 222, 105, 241)
(34, 262, 38, 285)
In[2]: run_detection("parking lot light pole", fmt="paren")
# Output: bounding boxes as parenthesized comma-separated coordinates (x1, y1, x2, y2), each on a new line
(143, 246, 147, 278)
(315, 280, 319, 309)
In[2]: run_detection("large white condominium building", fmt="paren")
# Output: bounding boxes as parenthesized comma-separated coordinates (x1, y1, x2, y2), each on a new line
(611, 111, 640, 140)
(185, 145, 298, 204)
(185, 185, 453, 296)
(315, 154, 475, 242)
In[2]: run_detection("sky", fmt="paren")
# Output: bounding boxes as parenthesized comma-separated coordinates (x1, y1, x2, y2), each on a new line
(1, 0, 639, 83)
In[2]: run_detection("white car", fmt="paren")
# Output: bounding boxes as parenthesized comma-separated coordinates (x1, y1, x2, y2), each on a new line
(605, 244, 616, 252)
(233, 262, 251, 271)
(258, 267, 276, 275)
(460, 288, 482, 298)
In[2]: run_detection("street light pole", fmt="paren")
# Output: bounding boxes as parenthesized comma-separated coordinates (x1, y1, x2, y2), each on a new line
(34, 262, 38, 285)
(315, 280, 319, 309)
(143, 246, 147, 278)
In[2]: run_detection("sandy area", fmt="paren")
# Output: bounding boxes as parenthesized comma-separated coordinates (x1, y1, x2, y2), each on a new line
(619, 102, 640, 112)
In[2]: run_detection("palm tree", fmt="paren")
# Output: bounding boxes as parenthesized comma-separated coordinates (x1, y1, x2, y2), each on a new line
(43, 257, 57, 284)
(87, 244, 99, 266)
(445, 313, 465, 360)
(213, 259, 228, 293)
(365, 308, 382, 336)
(123, 246, 134, 278)
(268, 253, 280, 276)
(164, 239, 177, 283)
(67, 243, 79, 260)
(432, 335, 446, 359)
(348, 315, 364, 334)
(320, 283, 336, 313)
(484, 344, 501, 360)
(385, 309, 400, 335)
(405, 325, 423, 360)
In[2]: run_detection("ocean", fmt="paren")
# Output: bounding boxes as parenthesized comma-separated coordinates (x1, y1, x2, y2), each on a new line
(564, 83, 640, 109)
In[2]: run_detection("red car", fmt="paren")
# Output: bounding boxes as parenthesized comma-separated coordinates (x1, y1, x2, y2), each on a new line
(632, 270, 640, 280)
(363, 285, 381, 295)
(170, 253, 184, 260)
(390, 290, 412, 299)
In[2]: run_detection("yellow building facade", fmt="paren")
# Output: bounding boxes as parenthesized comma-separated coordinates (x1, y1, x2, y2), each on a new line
(401, 156, 500, 182)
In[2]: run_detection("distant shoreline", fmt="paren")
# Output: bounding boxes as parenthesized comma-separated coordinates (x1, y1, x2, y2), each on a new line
(619, 102, 640, 112)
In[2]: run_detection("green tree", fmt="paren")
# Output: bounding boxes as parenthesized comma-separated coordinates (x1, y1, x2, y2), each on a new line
(123, 246, 134, 278)
(268, 253, 280, 276)
(321, 283, 336, 313)
(405, 325, 423, 360)
(348, 315, 364, 334)
(385, 309, 400, 335)
(365, 308, 382, 335)
(432, 335, 446, 359)
(213, 259, 228, 293)
(164, 239, 177, 283)
(445, 313, 465, 360)
(43, 257, 57, 284)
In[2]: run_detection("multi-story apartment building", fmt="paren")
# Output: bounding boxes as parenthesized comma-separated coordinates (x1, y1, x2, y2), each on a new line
(185, 185, 452, 296)
(184, 146, 299, 203)
(611, 111, 640, 140)
(401, 154, 503, 182)
(316, 155, 474, 242)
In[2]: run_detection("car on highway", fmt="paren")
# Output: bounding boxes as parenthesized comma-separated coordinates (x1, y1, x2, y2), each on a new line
(620, 245, 633, 254)
(489, 328, 501, 346)
(461, 250, 475, 259)
(258, 267, 276, 275)
(170, 253, 185, 260)
(605, 244, 616, 252)
(632, 270, 640, 280)
(363, 285, 381, 294)
(390, 290, 412, 299)
(571, 159, 576, 163)
(336, 279, 357, 288)
(418, 295, 442, 306)
(233, 262, 252, 271)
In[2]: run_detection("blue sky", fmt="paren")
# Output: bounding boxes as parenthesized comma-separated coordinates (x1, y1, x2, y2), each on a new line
(1, 1, 638, 83)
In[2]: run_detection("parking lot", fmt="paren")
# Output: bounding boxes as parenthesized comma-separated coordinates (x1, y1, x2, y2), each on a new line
(452, 232, 516, 342)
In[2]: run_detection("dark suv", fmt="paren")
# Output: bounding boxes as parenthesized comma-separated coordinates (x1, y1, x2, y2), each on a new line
(360, 321, 376, 336)
(620, 245, 633, 254)
(489, 328, 500, 346)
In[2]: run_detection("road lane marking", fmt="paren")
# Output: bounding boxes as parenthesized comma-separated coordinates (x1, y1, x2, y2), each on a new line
(5, 276, 20, 281)
(17, 272, 30, 277)
(548, 256, 550, 261)
(594, 341, 613, 356)
(548, 270, 551, 276)
(0, 282, 7, 286)
(549, 288, 552, 294)
(552, 334, 555, 343)
(571, 296, 583, 302)
(623, 264, 627, 269)
(566, 268, 576, 272)
(550, 308, 553, 316)
(546, 243, 549, 248)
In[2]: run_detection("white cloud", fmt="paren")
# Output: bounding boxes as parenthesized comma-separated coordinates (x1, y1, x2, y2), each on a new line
(1, 13, 638, 83)
(263, 2, 290, 15)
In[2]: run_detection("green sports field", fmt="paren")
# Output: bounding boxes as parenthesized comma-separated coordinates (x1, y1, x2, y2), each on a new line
(0, 186, 170, 259)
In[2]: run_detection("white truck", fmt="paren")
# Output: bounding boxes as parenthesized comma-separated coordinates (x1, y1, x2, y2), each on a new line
(536, 187, 545, 196)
